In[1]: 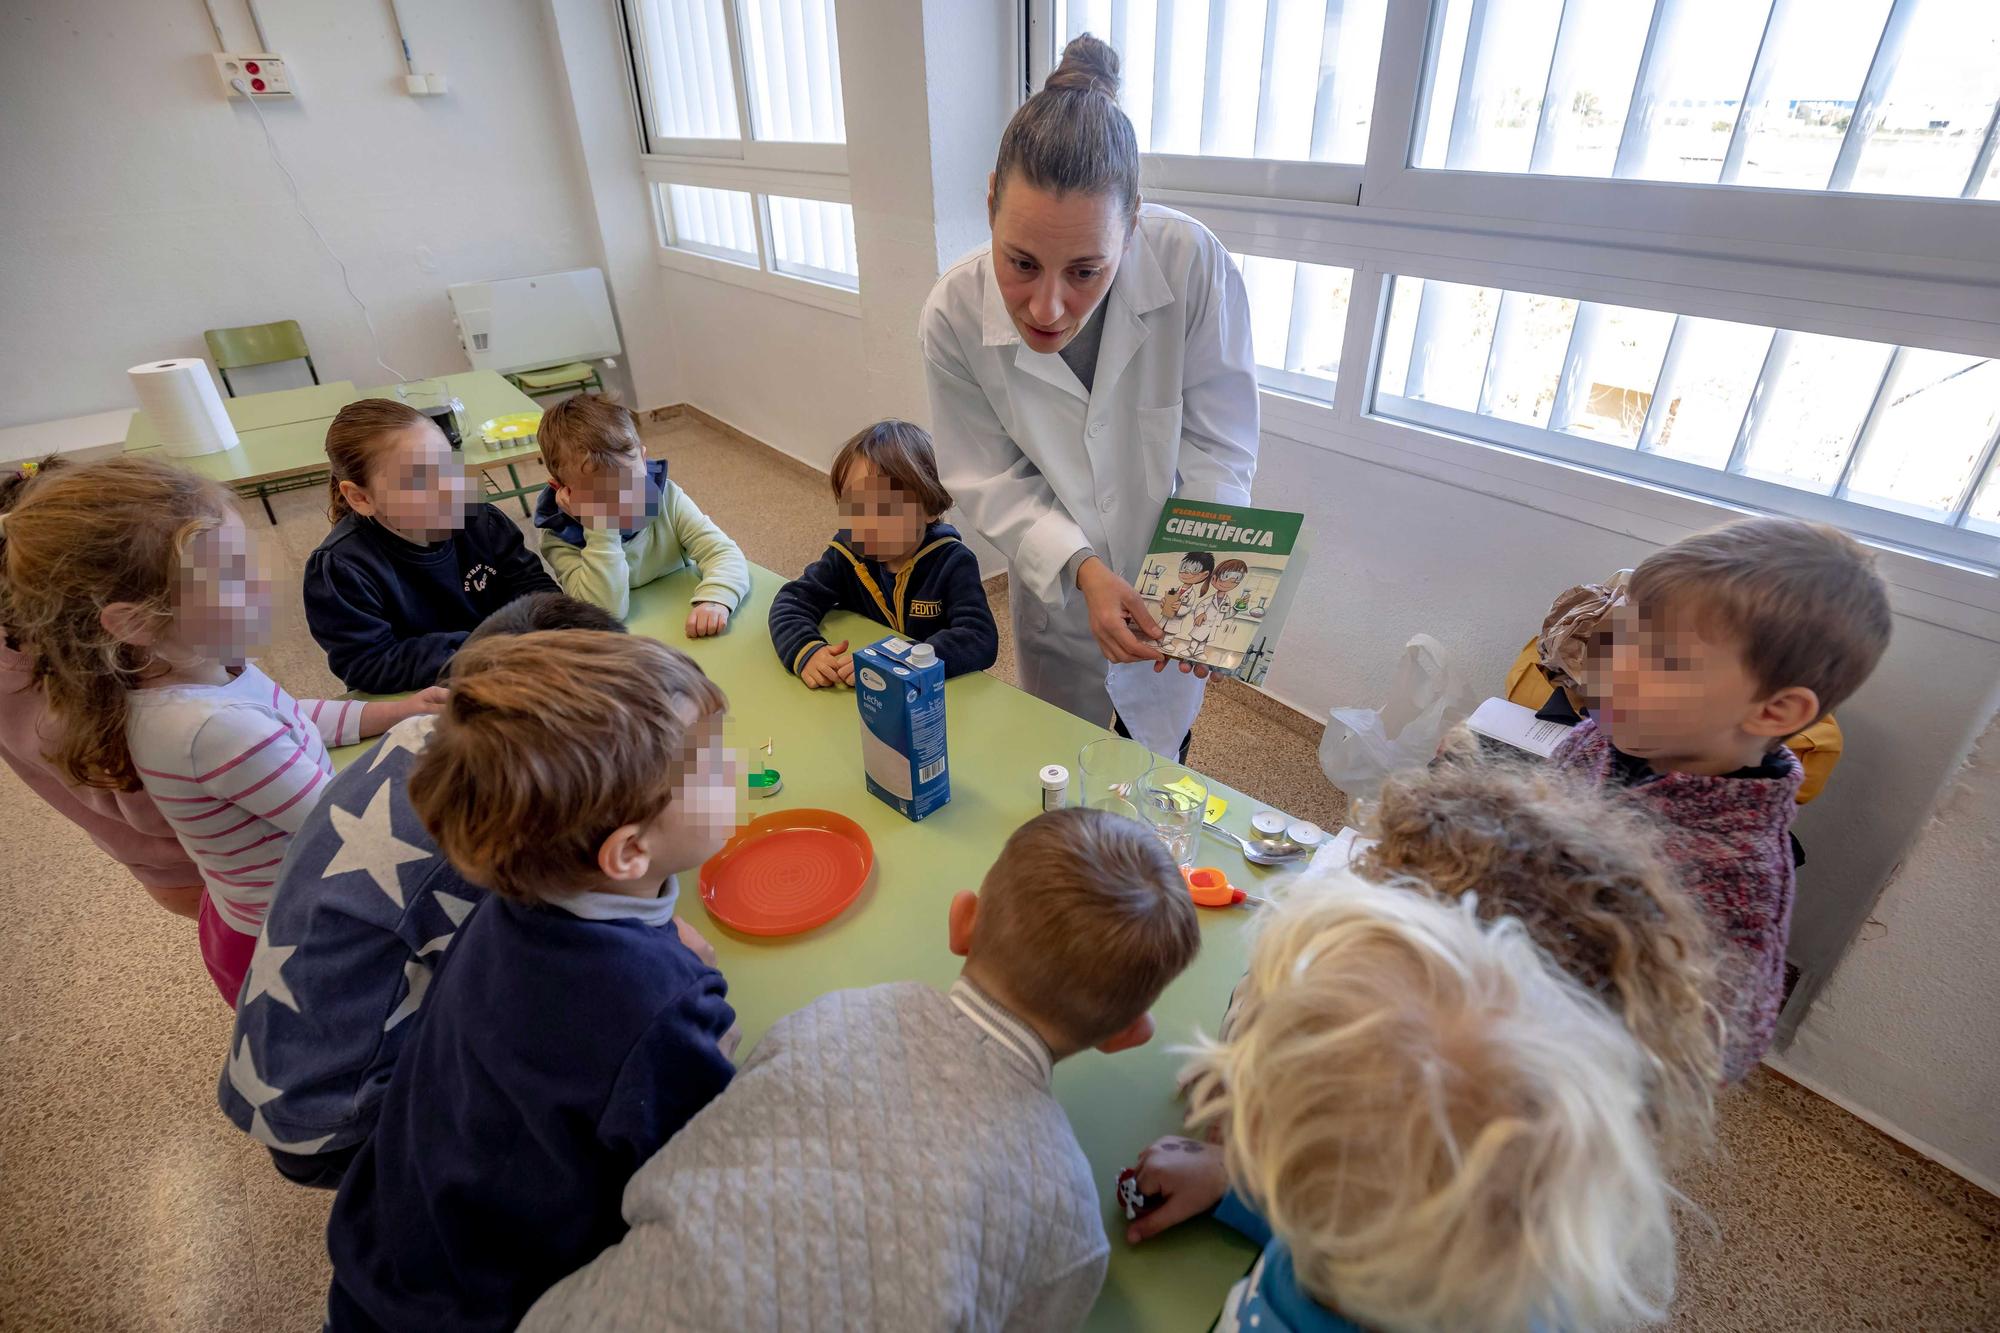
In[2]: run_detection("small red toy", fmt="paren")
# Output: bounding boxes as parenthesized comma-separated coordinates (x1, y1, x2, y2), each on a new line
(1116, 1167, 1165, 1221)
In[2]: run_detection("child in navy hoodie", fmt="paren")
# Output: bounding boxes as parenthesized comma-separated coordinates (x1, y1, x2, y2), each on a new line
(304, 399, 557, 692)
(769, 420, 997, 687)
(324, 630, 741, 1332)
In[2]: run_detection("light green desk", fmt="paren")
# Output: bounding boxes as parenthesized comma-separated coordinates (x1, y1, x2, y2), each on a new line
(330, 564, 1271, 1329)
(123, 372, 546, 521)
(125, 380, 360, 448)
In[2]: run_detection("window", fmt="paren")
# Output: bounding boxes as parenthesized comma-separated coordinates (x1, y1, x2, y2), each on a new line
(1048, 0, 1390, 200)
(1412, 0, 2000, 200)
(623, 0, 859, 307)
(1231, 253, 1353, 401)
(766, 194, 859, 288)
(1030, 0, 2000, 572)
(658, 183, 758, 264)
(1372, 275, 2000, 563)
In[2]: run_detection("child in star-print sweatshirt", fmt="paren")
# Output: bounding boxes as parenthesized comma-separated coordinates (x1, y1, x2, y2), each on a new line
(326, 630, 740, 1333)
(218, 595, 708, 1190)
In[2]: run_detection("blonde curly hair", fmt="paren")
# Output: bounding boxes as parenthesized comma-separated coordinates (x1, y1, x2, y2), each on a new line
(1358, 741, 1723, 1157)
(1183, 868, 1676, 1333)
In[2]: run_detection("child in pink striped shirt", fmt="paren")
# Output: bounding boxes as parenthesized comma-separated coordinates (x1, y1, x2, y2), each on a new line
(0, 457, 441, 1004)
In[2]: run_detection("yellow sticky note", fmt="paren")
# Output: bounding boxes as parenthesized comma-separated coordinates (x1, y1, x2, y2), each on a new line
(1166, 775, 1226, 824)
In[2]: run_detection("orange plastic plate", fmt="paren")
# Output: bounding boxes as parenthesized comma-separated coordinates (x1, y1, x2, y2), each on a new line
(698, 808, 874, 937)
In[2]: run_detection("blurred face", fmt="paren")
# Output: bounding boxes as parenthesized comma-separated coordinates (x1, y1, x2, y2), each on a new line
(838, 458, 929, 564)
(558, 450, 650, 529)
(1600, 599, 1765, 771)
(346, 422, 472, 541)
(989, 176, 1132, 354)
(172, 509, 273, 665)
(635, 711, 741, 878)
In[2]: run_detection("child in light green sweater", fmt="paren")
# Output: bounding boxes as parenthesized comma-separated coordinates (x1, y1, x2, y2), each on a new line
(531, 395, 750, 631)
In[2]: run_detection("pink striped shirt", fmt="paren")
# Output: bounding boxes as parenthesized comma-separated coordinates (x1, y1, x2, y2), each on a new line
(126, 664, 363, 985)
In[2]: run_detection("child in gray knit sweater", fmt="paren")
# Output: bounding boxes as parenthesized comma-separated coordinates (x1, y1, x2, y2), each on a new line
(523, 807, 1201, 1333)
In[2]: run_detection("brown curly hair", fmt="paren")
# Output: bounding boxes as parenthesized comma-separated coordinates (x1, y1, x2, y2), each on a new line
(0, 456, 235, 789)
(1358, 741, 1723, 1157)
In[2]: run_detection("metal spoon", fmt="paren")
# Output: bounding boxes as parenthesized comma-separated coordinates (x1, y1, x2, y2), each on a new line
(1201, 821, 1310, 867)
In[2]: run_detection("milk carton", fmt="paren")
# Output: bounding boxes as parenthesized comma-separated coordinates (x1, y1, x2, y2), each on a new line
(855, 636, 950, 822)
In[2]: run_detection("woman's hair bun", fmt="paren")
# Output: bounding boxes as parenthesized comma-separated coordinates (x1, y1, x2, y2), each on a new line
(1046, 33, 1120, 99)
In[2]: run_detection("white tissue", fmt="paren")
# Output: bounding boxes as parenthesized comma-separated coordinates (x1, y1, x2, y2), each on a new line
(1105, 661, 1206, 759)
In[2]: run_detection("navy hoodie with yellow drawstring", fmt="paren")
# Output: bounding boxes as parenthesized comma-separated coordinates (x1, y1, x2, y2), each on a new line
(768, 522, 997, 678)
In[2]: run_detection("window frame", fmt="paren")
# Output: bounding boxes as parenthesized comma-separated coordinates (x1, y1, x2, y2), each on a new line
(1358, 0, 2000, 272)
(620, 0, 860, 315)
(1025, 0, 2000, 587)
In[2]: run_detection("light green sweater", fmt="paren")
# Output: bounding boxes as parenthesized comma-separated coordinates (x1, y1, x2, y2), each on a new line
(538, 479, 751, 620)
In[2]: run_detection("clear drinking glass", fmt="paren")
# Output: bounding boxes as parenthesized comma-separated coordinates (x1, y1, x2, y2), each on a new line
(1136, 762, 1208, 871)
(1078, 738, 1153, 814)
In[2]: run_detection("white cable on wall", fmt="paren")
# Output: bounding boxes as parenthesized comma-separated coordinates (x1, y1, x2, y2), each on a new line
(232, 80, 411, 385)
(200, 0, 228, 51)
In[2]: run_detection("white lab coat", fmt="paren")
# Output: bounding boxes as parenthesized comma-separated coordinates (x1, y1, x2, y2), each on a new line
(919, 204, 1261, 725)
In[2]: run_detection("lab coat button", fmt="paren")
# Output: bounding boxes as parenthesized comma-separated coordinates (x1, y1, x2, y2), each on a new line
(1088, 422, 1105, 437)
(1099, 496, 1115, 513)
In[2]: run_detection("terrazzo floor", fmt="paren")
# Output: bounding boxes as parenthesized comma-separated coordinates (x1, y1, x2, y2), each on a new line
(0, 413, 1993, 1330)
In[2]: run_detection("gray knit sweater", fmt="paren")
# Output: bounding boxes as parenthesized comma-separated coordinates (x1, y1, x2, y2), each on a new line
(522, 979, 1110, 1333)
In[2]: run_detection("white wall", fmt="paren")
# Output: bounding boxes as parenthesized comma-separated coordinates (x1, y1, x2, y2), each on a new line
(544, 0, 681, 410)
(0, 0, 601, 427)
(1772, 712, 2000, 1193)
(660, 270, 870, 471)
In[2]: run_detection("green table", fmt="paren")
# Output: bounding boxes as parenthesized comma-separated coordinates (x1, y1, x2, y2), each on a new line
(123, 372, 546, 521)
(125, 380, 360, 448)
(331, 565, 1270, 1329)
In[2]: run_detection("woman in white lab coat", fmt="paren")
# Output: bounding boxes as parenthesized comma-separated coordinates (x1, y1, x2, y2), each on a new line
(919, 34, 1261, 738)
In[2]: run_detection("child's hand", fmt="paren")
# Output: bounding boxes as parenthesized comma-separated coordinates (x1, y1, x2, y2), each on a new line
(673, 916, 718, 968)
(401, 686, 450, 717)
(800, 641, 854, 689)
(1124, 1136, 1229, 1245)
(686, 601, 730, 638)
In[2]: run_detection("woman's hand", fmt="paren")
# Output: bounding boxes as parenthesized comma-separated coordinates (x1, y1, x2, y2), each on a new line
(1077, 557, 1167, 665)
(1124, 1135, 1230, 1244)
(685, 601, 730, 639)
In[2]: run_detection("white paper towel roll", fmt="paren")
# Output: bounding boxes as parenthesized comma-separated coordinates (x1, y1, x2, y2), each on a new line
(128, 359, 238, 457)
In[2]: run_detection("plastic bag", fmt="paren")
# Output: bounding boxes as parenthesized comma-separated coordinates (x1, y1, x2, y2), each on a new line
(1318, 634, 1473, 803)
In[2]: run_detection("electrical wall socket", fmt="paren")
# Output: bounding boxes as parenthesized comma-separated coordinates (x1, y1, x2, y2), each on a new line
(214, 53, 293, 98)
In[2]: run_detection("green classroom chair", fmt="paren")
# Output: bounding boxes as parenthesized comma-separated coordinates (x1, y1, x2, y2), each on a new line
(504, 361, 604, 399)
(203, 320, 319, 397)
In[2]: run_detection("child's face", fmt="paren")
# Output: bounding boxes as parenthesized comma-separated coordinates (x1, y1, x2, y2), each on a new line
(1178, 558, 1208, 588)
(631, 712, 741, 878)
(558, 450, 649, 530)
(355, 423, 472, 540)
(1601, 599, 1767, 768)
(838, 458, 929, 564)
(170, 509, 273, 664)
(1214, 567, 1244, 595)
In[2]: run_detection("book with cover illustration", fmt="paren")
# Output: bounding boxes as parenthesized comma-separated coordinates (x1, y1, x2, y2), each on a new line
(1134, 499, 1307, 685)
